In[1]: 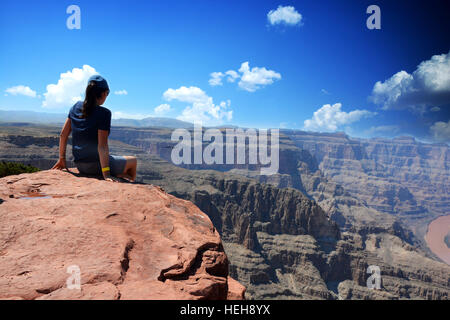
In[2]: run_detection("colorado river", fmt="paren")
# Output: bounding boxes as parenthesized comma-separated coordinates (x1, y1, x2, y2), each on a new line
(425, 214, 450, 265)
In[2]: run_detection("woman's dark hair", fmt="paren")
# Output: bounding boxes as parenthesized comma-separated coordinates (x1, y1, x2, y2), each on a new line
(80, 81, 109, 118)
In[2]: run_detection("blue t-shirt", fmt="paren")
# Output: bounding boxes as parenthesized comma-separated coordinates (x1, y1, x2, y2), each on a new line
(68, 101, 111, 163)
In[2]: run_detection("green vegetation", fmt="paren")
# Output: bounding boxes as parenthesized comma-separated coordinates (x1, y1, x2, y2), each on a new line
(0, 161, 40, 178)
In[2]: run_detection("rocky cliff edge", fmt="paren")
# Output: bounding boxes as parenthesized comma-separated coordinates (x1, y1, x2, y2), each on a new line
(0, 169, 245, 300)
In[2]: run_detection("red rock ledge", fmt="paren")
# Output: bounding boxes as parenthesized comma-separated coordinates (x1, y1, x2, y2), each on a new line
(0, 169, 245, 300)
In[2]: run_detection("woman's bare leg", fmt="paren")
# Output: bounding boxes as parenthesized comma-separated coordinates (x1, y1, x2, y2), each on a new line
(116, 156, 137, 182)
(126, 156, 137, 181)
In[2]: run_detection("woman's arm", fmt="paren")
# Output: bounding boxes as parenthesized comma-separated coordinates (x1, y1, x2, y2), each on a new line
(51, 118, 71, 170)
(98, 129, 112, 180)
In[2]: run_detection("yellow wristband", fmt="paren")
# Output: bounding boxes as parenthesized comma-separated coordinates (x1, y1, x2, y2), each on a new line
(102, 166, 110, 172)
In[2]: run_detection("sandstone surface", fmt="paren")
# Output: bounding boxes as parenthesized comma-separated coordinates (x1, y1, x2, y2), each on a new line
(0, 169, 244, 300)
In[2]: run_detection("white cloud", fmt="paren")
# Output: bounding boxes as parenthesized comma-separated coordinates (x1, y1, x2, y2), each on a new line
(163, 86, 210, 104)
(430, 120, 450, 143)
(321, 89, 330, 95)
(208, 62, 281, 92)
(238, 62, 281, 92)
(209, 72, 224, 86)
(42, 65, 98, 108)
(303, 103, 375, 132)
(114, 90, 128, 95)
(209, 71, 240, 86)
(163, 86, 232, 125)
(5, 85, 38, 98)
(267, 5, 303, 26)
(225, 70, 239, 83)
(370, 51, 450, 111)
(154, 103, 171, 115)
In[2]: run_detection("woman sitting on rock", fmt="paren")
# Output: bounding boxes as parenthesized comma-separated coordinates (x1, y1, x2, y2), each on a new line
(52, 75, 137, 182)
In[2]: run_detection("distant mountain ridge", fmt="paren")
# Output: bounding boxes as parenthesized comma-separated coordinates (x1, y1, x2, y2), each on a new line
(112, 117, 192, 128)
(0, 109, 192, 128)
(0, 110, 67, 125)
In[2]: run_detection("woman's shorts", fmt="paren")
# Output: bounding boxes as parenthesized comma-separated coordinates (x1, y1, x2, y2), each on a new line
(75, 155, 127, 176)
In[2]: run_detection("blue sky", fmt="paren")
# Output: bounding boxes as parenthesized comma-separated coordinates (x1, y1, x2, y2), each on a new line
(0, 0, 449, 142)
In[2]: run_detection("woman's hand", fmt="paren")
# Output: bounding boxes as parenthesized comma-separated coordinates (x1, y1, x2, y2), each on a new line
(51, 158, 67, 170)
(104, 176, 121, 182)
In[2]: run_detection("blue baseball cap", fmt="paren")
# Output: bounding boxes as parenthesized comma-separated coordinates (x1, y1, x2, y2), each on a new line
(88, 75, 109, 90)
